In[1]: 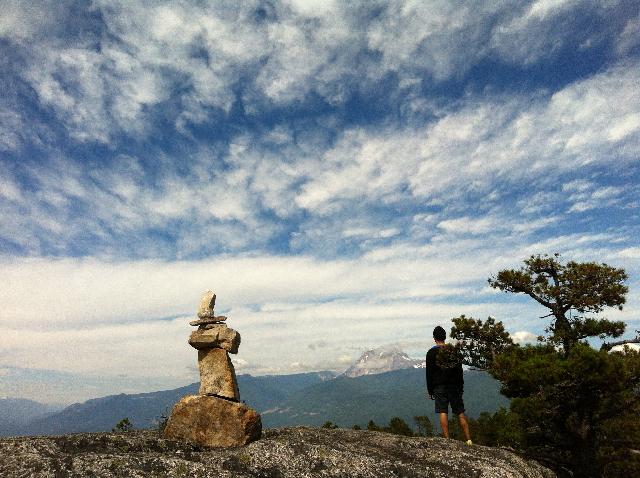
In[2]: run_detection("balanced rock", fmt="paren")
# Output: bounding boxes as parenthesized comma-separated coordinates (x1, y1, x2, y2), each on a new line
(198, 348, 240, 400)
(189, 316, 228, 327)
(198, 290, 216, 318)
(163, 394, 262, 448)
(189, 324, 240, 353)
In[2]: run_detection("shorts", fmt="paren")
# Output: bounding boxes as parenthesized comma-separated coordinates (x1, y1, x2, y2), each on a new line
(433, 385, 465, 415)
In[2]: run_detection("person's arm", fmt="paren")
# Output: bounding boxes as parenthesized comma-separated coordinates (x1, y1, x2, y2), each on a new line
(456, 362, 464, 393)
(426, 349, 435, 397)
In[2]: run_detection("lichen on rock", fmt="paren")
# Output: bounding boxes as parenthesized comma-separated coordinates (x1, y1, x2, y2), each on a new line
(0, 427, 555, 477)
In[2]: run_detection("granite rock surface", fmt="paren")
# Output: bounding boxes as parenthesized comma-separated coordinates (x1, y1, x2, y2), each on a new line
(0, 426, 555, 478)
(163, 395, 261, 447)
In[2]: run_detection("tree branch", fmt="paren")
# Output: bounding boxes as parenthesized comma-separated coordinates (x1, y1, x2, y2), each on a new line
(523, 289, 554, 310)
(601, 337, 640, 351)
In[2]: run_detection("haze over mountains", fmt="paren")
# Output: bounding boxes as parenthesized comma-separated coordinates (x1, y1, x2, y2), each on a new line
(0, 398, 62, 436)
(1, 350, 508, 437)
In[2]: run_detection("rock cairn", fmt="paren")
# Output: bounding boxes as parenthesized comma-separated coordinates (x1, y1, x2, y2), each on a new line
(163, 291, 262, 448)
(188, 291, 240, 399)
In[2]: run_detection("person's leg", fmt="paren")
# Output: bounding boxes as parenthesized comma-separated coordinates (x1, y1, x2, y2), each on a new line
(433, 386, 450, 438)
(458, 413, 471, 442)
(449, 387, 472, 444)
(439, 412, 449, 438)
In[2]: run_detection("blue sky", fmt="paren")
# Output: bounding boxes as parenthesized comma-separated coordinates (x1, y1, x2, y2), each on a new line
(1, 0, 639, 404)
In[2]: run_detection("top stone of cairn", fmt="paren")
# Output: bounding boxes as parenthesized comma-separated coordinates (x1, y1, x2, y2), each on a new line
(191, 290, 227, 326)
(197, 290, 216, 318)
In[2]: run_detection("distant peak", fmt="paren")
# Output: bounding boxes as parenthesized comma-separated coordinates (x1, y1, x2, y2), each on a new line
(342, 347, 424, 378)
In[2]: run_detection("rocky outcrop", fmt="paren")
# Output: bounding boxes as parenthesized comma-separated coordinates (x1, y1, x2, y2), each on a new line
(0, 427, 555, 477)
(162, 395, 261, 448)
(162, 290, 261, 448)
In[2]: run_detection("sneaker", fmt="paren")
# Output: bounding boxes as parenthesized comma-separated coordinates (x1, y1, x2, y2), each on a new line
(465, 440, 473, 446)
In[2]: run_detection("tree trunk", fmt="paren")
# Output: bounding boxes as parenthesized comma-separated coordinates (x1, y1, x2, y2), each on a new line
(554, 314, 573, 356)
(571, 417, 601, 478)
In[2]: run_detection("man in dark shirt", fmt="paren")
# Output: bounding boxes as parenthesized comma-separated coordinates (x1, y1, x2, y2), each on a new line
(426, 326, 472, 445)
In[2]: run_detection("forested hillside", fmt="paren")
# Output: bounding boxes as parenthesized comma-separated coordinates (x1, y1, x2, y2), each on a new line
(3, 369, 506, 436)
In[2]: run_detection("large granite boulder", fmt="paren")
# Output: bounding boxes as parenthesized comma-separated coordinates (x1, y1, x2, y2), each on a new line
(197, 348, 240, 399)
(163, 395, 261, 448)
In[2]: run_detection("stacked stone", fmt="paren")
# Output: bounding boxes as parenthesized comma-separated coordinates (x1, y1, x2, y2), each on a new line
(188, 291, 241, 400)
(163, 291, 262, 448)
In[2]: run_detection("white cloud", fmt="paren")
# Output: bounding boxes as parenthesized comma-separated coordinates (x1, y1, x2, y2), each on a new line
(607, 113, 640, 142)
(512, 330, 538, 344)
(1, 60, 637, 261)
(438, 217, 497, 235)
(1, 1, 639, 404)
(616, 14, 640, 56)
(291, 62, 640, 217)
(617, 248, 640, 259)
(610, 343, 640, 353)
(562, 180, 627, 213)
(0, 0, 66, 41)
(489, 0, 618, 65)
(4, 1, 632, 143)
(0, 217, 638, 403)
(0, 108, 24, 151)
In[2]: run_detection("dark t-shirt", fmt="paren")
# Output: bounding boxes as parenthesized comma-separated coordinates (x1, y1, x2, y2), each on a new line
(425, 345, 464, 396)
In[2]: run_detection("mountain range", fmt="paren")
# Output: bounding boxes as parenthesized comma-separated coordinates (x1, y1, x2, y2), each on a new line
(0, 398, 62, 436)
(1, 348, 510, 436)
(2, 369, 507, 437)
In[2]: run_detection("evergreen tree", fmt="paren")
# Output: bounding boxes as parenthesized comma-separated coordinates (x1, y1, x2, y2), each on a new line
(384, 417, 414, 436)
(321, 421, 338, 429)
(413, 416, 433, 437)
(112, 417, 133, 432)
(449, 254, 640, 477)
(473, 408, 523, 448)
(367, 420, 382, 432)
(488, 253, 627, 355)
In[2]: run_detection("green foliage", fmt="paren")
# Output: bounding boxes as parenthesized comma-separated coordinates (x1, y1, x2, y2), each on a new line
(365, 417, 414, 436)
(351, 424, 362, 430)
(501, 345, 640, 477)
(440, 408, 524, 447)
(367, 420, 382, 432)
(450, 315, 515, 370)
(413, 415, 433, 437)
(448, 253, 638, 477)
(473, 408, 524, 448)
(385, 417, 414, 436)
(488, 253, 627, 354)
(599, 394, 640, 478)
(321, 421, 338, 429)
(112, 417, 133, 432)
(266, 368, 508, 429)
(156, 408, 169, 434)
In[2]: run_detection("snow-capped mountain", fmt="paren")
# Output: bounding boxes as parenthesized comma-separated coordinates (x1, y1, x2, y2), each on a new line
(343, 347, 425, 378)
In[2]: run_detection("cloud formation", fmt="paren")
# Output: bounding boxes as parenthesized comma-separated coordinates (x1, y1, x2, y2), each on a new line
(0, 0, 638, 403)
(1, 0, 636, 144)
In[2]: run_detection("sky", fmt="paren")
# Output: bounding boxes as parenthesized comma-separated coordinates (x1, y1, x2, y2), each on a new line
(0, 0, 639, 405)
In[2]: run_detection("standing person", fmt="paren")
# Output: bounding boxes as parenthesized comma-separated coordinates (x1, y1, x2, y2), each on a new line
(426, 325, 472, 445)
